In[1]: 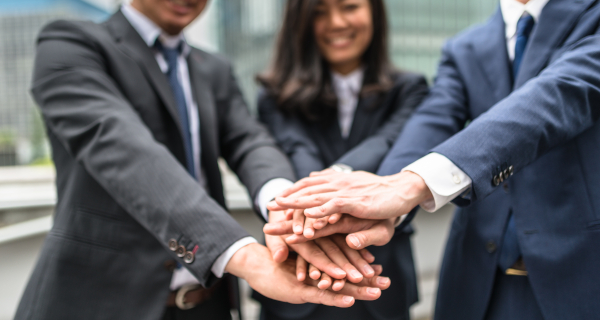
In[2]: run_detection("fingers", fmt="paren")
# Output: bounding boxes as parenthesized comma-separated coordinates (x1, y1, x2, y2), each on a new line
(274, 192, 338, 213)
(304, 197, 358, 219)
(308, 263, 321, 280)
(312, 217, 329, 230)
(314, 237, 363, 283)
(354, 275, 391, 290)
(297, 285, 355, 308)
(328, 213, 343, 224)
(331, 282, 381, 301)
(303, 218, 315, 238)
(265, 234, 289, 263)
(346, 220, 395, 249)
(264, 220, 294, 235)
(331, 278, 346, 291)
(330, 235, 374, 278)
(359, 249, 376, 264)
(285, 209, 295, 220)
(309, 168, 337, 177)
(291, 241, 347, 279)
(318, 272, 332, 290)
(296, 255, 307, 281)
(293, 209, 305, 235)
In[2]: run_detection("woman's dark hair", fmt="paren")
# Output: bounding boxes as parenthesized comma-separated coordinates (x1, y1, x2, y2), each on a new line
(257, 0, 394, 121)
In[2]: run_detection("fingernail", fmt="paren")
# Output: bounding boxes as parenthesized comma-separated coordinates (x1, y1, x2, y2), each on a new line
(367, 288, 380, 295)
(297, 273, 305, 281)
(350, 270, 362, 279)
(363, 265, 374, 276)
(304, 229, 314, 237)
(286, 235, 296, 242)
(348, 235, 361, 248)
(293, 225, 302, 234)
(343, 296, 354, 304)
(377, 277, 390, 285)
(335, 268, 346, 276)
(310, 271, 321, 279)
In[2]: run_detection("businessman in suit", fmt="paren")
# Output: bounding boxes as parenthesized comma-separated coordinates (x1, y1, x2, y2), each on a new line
(15, 0, 384, 319)
(267, 0, 600, 319)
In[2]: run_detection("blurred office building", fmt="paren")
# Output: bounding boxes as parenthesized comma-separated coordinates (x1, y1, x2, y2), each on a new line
(0, 1, 495, 320)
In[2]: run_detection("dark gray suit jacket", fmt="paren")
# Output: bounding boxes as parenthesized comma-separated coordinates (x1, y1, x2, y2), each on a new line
(256, 72, 428, 320)
(15, 11, 294, 320)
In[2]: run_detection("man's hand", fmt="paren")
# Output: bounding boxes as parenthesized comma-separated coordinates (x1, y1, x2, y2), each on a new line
(265, 215, 396, 250)
(267, 170, 432, 220)
(225, 243, 382, 307)
(266, 211, 378, 283)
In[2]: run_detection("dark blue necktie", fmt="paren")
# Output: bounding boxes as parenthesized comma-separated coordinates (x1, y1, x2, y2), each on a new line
(155, 40, 197, 179)
(498, 14, 535, 272)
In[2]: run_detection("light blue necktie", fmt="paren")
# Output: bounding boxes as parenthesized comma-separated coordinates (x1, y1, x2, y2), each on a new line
(498, 14, 535, 271)
(155, 40, 197, 179)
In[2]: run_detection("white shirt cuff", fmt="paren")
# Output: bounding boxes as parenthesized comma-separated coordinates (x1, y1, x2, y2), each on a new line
(256, 178, 294, 221)
(402, 153, 472, 212)
(211, 236, 257, 278)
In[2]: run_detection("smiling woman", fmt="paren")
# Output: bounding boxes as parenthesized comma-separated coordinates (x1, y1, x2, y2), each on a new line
(254, 0, 429, 320)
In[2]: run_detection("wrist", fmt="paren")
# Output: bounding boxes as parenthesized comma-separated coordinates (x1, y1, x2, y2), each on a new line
(388, 171, 433, 210)
(224, 242, 262, 280)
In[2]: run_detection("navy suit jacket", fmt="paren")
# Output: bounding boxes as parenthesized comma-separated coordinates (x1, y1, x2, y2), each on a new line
(378, 1, 600, 320)
(257, 72, 428, 320)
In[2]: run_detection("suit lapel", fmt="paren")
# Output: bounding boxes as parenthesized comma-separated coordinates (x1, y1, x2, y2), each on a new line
(515, 0, 593, 88)
(347, 94, 377, 147)
(105, 11, 185, 138)
(470, 8, 512, 102)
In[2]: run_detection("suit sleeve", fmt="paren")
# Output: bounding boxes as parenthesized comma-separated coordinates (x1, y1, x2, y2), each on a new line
(215, 68, 296, 203)
(32, 21, 249, 287)
(336, 74, 429, 173)
(378, 39, 471, 177)
(257, 93, 325, 179)
(432, 35, 600, 202)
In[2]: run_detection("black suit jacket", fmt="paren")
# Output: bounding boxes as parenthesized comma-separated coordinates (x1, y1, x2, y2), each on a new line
(256, 72, 428, 320)
(15, 11, 294, 320)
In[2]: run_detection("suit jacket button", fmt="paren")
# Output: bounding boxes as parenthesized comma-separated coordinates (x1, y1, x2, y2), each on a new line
(503, 169, 510, 179)
(164, 260, 177, 272)
(492, 176, 500, 186)
(176, 245, 187, 258)
(486, 241, 497, 253)
(508, 165, 514, 176)
(183, 251, 195, 264)
(168, 239, 178, 251)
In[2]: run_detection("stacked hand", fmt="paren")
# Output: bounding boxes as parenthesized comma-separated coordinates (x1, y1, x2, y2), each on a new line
(265, 210, 390, 291)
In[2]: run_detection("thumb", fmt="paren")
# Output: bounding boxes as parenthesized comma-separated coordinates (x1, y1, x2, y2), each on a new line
(346, 222, 394, 249)
(266, 234, 289, 263)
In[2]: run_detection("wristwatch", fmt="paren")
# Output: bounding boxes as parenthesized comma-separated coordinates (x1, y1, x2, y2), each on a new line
(329, 163, 353, 173)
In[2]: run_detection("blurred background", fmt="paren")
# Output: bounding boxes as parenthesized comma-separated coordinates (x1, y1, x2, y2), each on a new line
(0, 0, 495, 319)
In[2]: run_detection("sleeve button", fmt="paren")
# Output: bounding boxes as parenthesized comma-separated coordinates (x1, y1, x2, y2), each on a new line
(183, 251, 195, 264)
(176, 245, 187, 258)
(168, 239, 178, 251)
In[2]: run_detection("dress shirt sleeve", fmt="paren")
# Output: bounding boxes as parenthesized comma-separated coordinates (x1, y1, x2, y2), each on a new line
(211, 236, 258, 278)
(402, 153, 472, 212)
(256, 178, 295, 221)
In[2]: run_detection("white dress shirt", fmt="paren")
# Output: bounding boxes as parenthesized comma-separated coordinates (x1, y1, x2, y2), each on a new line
(403, 0, 548, 212)
(121, 5, 292, 289)
(332, 68, 364, 138)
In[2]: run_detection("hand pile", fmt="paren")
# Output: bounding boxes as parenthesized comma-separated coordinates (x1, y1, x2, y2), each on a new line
(227, 169, 430, 307)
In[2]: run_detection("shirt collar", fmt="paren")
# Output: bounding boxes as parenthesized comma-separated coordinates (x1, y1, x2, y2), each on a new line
(121, 4, 190, 55)
(331, 67, 364, 95)
(500, 0, 549, 40)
